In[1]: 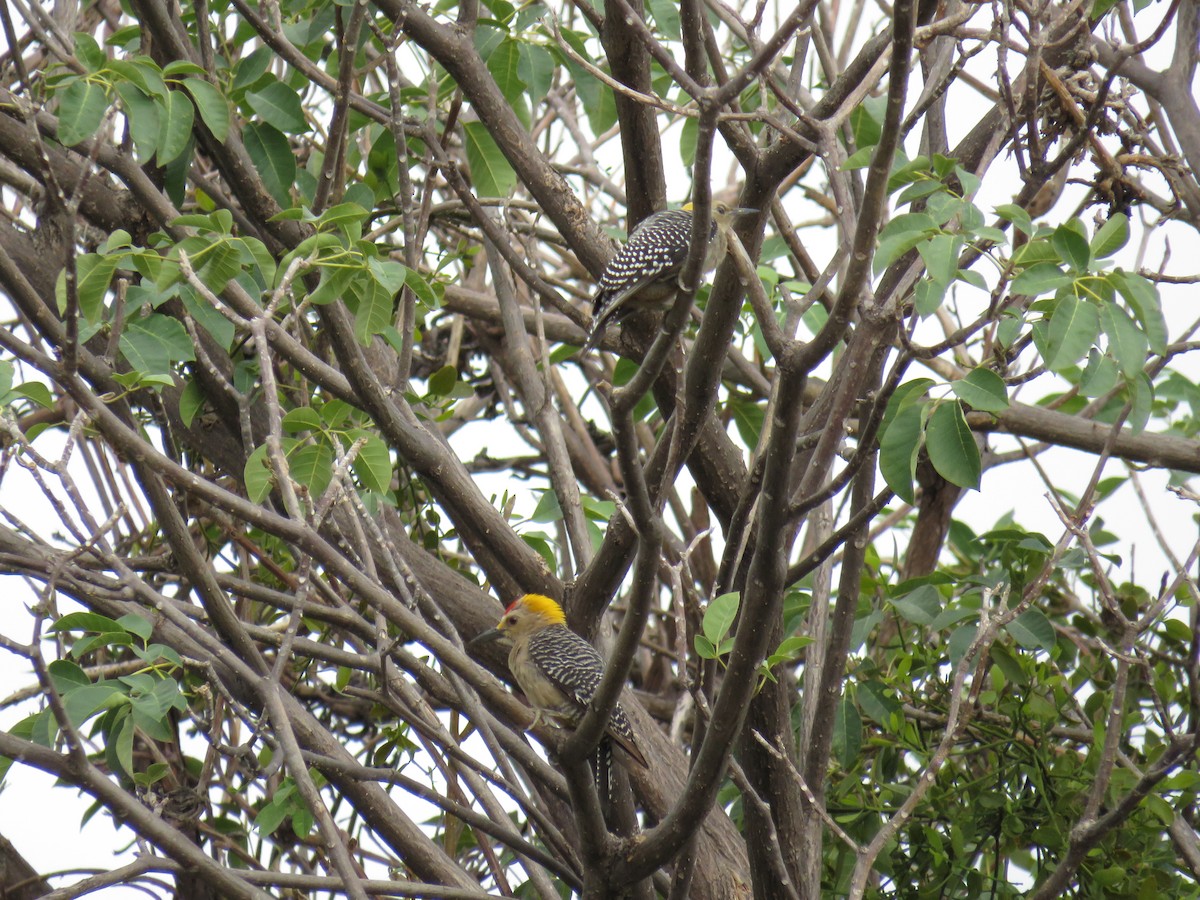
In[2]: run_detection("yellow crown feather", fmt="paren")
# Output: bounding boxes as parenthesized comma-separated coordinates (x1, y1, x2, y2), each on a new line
(509, 593, 566, 625)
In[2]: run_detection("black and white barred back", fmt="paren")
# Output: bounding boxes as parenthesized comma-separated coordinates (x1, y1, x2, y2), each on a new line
(583, 208, 718, 351)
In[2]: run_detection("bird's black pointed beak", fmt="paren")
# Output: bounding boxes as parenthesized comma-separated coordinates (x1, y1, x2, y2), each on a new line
(468, 627, 504, 650)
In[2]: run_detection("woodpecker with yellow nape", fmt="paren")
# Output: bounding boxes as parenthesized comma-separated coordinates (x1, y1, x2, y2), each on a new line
(470, 594, 649, 783)
(582, 201, 756, 353)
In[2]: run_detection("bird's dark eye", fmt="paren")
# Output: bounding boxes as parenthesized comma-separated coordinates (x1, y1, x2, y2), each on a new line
(506, 615, 517, 625)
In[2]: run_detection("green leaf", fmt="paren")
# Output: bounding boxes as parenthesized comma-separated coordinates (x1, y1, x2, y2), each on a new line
(111, 59, 168, 99)
(64, 684, 126, 728)
(47, 659, 90, 690)
(427, 364, 459, 398)
(954, 165, 981, 198)
(254, 797, 288, 835)
(233, 46, 273, 94)
(1112, 270, 1167, 355)
(162, 60, 207, 78)
(72, 630, 131, 659)
(765, 635, 813, 668)
(990, 645, 1029, 687)
(1012, 239, 1060, 268)
(346, 269, 392, 344)
(530, 489, 563, 523)
(995, 203, 1033, 237)
(239, 236, 277, 288)
(365, 128, 399, 198)
(291, 807, 314, 839)
(516, 43, 554, 104)
(917, 233, 962, 285)
(288, 442, 333, 496)
(1044, 293, 1099, 372)
(243, 122, 296, 206)
(114, 83, 159, 164)
(163, 138, 192, 205)
(74, 32, 106, 71)
(879, 399, 925, 504)
(1006, 608, 1056, 653)
(182, 77, 229, 142)
(307, 264, 357, 308)
(1079, 350, 1118, 398)
(156, 89, 194, 164)
(1011, 263, 1070, 297)
(1127, 371, 1153, 434)
(925, 400, 980, 490)
(559, 33, 617, 134)
(950, 368, 1008, 413)
(881, 380, 935, 433)
(948, 624, 977, 666)
(730, 396, 765, 447)
(679, 115, 698, 169)
(320, 399, 352, 429)
(832, 696, 862, 769)
(842, 146, 873, 169)
(463, 121, 516, 198)
(136, 643, 183, 668)
(857, 681, 900, 728)
(971, 227, 1007, 248)
(107, 228, 132, 250)
(108, 707, 135, 780)
(849, 95, 884, 151)
(172, 211, 222, 228)
(926, 192, 972, 228)
(1090, 213, 1129, 259)
(350, 431, 392, 494)
(405, 267, 439, 309)
(368, 257, 408, 295)
(993, 314, 1022, 348)
(281, 407, 325, 433)
(929, 604, 979, 631)
(702, 592, 740, 644)
(913, 277, 949, 317)
(890, 584, 943, 625)
(1051, 220, 1091, 272)
(51, 612, 124, 633)
(119, 314, 196, 375)
(152, 675, 186, 712)
(117, 614, 153, 641)
(28, 708, 58, 748)
(874, 213, 936, 273)
(897, 179, 944, 206)
(195, 239, 242, 293)
(131, 693, 174, 741)
(179, 284, 235, 348)
(646, 0, 682, 39)
(315, 202, 369, 234)
(474, 22, 506, 57)
(74, 252, 120, 322)
(246, 81, 307, 133)
(1098, 301, 1147, 379)
(15, 382, 53, 409)
(57, 79, 109, 146)
(244, 443, 273, 504)
(485, 38, 526, 107)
